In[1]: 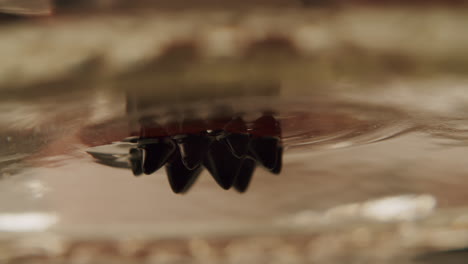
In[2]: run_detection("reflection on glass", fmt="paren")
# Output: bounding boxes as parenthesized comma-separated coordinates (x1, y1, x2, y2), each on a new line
(88, 114, 283, 194)
(0, 212, 58, 232)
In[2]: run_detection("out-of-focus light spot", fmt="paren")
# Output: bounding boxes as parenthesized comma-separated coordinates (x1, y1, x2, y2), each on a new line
(360, 194, 436, 222)
(25, 180, 49, 199)
(0, 212, 58, 232)
(330, 141, 353, 149)
(279, 194, 437, 227)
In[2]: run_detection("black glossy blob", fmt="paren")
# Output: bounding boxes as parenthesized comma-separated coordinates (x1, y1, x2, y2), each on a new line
(96, 114, 287, 194)
(175, 134, 213, 170)
(129, 147, 144, 176)
(141, 138, 176, 175)
(165, 148, 202, 194)
(204, 140, 243, 190)
(222, 133, 251, 159)
(233, 158, 256, 193)
(249, 136, 281, 171)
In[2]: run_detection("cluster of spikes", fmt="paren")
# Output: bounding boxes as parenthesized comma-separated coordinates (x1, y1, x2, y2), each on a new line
(128, 114, 282, 193)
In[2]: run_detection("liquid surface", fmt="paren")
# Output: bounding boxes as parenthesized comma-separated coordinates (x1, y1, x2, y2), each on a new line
(0, 80, 467, 220)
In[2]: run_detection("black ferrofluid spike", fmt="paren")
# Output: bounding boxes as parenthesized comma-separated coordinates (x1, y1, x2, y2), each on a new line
(129, 147, 144, 176)
(223, 117, 250, 158)
(222, 133, 250, 159)
(175, 134, 213, 170)
(233, 158, 256, 193)
(141, 138, 176, 175)
(271, 145, 283, 174)
(249, 136, 280, 171)
(165, 147, 202, 194)
(204, 140, 243, 190)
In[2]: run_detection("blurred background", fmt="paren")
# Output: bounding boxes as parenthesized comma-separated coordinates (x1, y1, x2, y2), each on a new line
(1, 1, 468, 263)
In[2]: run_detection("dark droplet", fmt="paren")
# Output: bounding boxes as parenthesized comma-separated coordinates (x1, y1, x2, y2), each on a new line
(204, 140, 243, 190)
